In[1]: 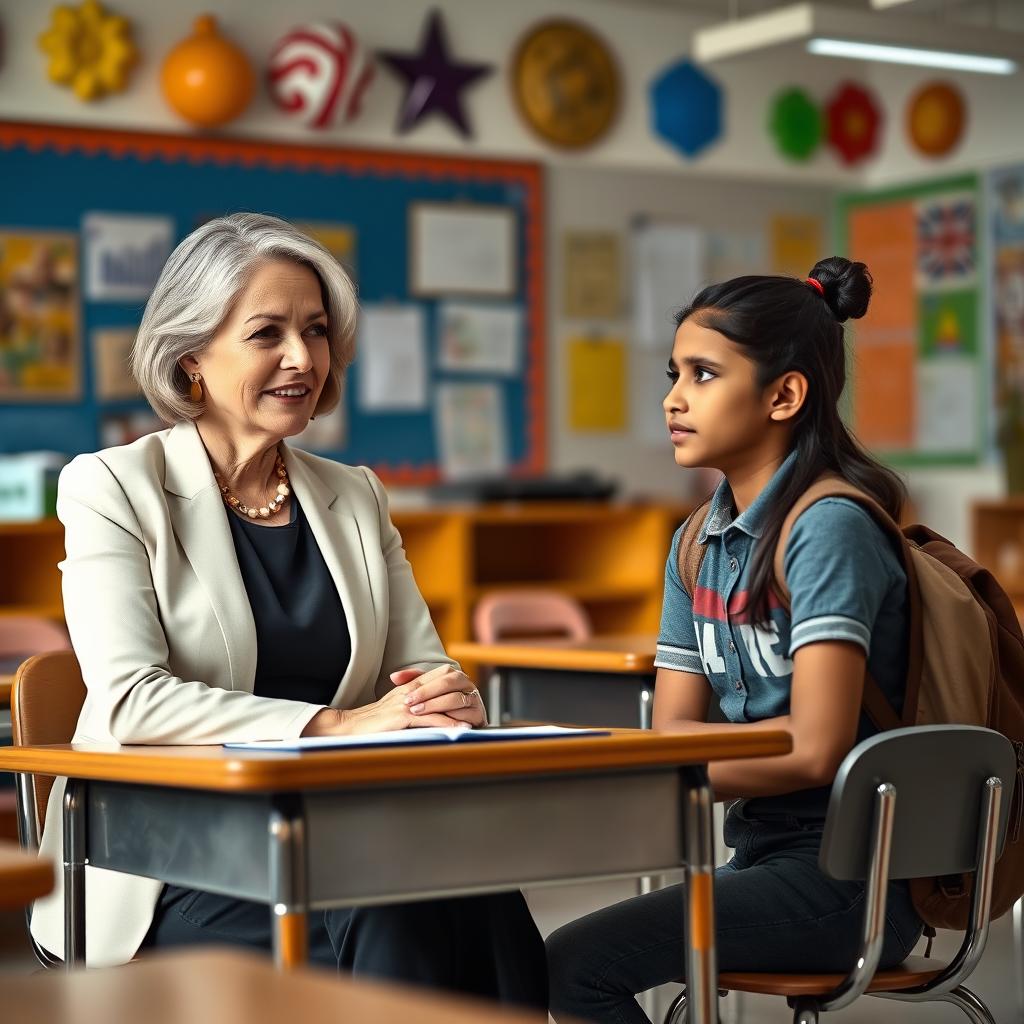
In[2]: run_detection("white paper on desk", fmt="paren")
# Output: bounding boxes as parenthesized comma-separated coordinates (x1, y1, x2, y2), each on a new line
(357, 305, 427, 410)
(224, 725, 608, 753)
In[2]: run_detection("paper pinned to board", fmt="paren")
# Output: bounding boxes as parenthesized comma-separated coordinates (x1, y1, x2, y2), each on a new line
(357, 304, 428, 411)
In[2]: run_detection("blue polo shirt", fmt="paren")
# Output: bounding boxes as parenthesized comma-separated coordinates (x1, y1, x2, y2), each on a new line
(655, 452, 908, 820)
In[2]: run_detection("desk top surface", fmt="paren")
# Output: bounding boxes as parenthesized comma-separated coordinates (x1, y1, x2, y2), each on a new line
(448, 634, 657, 674)
(6, 947, 573, 1024)
(0, 728, 790, 793)
(0, 840, 53, 910)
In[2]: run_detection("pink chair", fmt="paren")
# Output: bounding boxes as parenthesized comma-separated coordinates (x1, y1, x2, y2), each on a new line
(472, 589, 591, 644)
(0, 617, 70, 668)
(472, 590, 592, 723)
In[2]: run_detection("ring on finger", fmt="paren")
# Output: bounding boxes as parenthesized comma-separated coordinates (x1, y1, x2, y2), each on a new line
(462, 690, 475, 708)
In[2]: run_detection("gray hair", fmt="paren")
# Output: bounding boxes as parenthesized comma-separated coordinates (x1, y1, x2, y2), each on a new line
(131, 212, 357, 423)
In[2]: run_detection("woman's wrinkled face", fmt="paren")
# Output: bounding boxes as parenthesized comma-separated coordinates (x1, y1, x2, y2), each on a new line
(181, 259, 331, 444)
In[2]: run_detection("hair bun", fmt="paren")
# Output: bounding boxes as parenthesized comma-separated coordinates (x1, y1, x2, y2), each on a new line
(807, 256, 872, 323)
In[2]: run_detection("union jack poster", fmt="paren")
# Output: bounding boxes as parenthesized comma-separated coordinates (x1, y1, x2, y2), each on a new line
(916, 194, 977, 289)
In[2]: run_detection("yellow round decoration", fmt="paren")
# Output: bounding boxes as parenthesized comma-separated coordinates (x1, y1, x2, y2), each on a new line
(907, 81, 965, 158)
(38, 0, 137, 102)
(511, 20, 620, 149)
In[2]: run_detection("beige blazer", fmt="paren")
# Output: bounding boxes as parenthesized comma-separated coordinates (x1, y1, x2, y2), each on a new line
(31, 421, 456, 965)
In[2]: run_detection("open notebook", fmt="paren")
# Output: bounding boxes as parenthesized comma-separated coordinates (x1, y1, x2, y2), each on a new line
(224, 725, 610, 753)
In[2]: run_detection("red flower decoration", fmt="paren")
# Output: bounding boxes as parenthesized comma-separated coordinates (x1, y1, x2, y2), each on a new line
(826, 82, 882, 166)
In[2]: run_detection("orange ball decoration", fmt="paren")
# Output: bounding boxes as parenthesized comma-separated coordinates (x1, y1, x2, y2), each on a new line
(907, 81, 965, 158)
(161, 15, 255, 127)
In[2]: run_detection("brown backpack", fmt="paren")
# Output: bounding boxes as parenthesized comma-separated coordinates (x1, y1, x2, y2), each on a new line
(678, 476, 1024, 931)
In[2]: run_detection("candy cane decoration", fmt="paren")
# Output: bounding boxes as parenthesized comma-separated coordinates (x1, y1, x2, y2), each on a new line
(268, 22, 375, 129)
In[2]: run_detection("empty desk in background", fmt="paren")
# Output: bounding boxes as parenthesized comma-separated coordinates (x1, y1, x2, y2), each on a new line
(0, 728, 790, 1024)
(6, 947, 579, 1024)
(449, 635, 658, 728)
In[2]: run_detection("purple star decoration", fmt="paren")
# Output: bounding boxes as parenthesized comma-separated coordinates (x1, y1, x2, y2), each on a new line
(378, 11, 492, 138)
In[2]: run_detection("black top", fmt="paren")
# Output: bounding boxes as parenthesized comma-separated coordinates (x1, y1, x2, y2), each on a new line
(226, 497, 351, 705)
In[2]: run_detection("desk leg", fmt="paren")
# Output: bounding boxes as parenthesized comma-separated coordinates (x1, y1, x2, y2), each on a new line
(62, 779, 87, 970)
(682, 768, 718, 1024)
(269, 800, 308, 970)
(486, 669, 504, 725)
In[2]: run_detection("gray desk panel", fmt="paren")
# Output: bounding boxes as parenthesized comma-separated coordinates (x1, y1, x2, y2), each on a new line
(304, 768, 682, 907)
(87, 783, 275, 901)
(505, 669, 651, 727)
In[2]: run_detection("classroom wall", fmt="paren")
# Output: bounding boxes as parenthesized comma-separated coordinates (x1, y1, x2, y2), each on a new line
(546, 162, 834, 503)
(1, 0, 1016, 548)
(0, 0, 862, 184)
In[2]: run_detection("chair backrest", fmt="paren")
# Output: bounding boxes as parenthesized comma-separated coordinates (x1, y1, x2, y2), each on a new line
(11, 650, 87, 838)
(820, 724, 1016, 882)
(0, 617, 70, 660)
(473, 590, 592, 644)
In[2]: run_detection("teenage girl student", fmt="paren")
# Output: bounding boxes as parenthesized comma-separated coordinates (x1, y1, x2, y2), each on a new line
(546, 257, 925, 1024)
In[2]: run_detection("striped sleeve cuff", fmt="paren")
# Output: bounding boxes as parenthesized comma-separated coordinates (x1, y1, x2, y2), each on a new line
(654, 643, 705, 674)
(789, 615, 870, 656)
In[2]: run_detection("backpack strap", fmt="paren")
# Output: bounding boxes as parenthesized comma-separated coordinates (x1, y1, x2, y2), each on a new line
(677, 498, 713, 599)
(771, 475, 914, 733)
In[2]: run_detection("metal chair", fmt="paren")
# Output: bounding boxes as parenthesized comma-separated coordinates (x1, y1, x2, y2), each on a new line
(11, 649, 87, 969)
(664, 725, 1015, 1024)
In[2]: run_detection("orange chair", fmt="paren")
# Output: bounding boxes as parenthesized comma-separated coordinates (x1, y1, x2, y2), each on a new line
(10, 650, 86, 968)
(0, 619, 70, 844)
(472, 589, 592, 723)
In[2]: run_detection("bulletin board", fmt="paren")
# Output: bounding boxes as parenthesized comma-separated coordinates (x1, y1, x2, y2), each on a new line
(0, 121, 546, 483)
(837, 174, 983, 466)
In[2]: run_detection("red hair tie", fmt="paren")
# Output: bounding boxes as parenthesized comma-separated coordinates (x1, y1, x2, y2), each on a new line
(806, 277, 824, 296)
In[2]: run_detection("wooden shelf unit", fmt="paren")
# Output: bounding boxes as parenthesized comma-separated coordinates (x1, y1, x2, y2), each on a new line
(0, 502, 692, 645)
(972, 500, 1024, 619)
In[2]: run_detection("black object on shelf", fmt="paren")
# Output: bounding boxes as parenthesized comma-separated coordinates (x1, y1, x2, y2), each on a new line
(429, 471, 618, 503)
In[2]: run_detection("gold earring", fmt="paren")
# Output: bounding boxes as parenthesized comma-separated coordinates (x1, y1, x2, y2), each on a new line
(189, 373, 203, 403)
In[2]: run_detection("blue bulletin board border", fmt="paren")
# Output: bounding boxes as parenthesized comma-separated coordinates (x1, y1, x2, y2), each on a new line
(0, 121, 547, 484)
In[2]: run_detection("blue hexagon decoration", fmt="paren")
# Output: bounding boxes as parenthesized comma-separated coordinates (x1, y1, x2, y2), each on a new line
(650, 59, 723, 159)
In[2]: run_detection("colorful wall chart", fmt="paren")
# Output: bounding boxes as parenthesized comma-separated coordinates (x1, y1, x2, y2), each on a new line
(0, 122, 546, 483)
(837, 174, 982, 465)
(989, 165, 1024, 447)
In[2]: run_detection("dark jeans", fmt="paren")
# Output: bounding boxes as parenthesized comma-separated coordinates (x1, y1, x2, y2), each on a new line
(144, 885, 548, 1013)
(546, 811, 924, 1024)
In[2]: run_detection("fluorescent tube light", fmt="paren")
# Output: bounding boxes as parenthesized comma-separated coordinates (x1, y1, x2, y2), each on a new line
(808, 37, 1018, 74)
(694, 3, 1024, 74)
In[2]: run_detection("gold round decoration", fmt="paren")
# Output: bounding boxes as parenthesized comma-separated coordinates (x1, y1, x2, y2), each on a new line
(511, 20, 620, 149)
(906, 81, 966, 159)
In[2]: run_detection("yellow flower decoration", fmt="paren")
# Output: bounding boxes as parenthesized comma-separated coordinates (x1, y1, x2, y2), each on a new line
(39, 0, 137, 101)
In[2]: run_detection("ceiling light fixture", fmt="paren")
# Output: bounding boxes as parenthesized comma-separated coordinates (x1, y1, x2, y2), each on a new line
(693, 2, 1023, 76)
(807, 38, 1017, 75)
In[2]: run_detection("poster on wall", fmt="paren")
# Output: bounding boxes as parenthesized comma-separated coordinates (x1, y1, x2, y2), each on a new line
(409, 203, 517, 297)
(83, 213, 174, 301)
(435, 382, 507, 479)
(563, 231, 621, 319)
(297, 221, 358, 280)
(438, 302, 521, 375)
(839, 176, 982, 464)
(633, 220, 705, 350)
(92, 327, 141, 400)
(989, 166, 1024, 449)
(0, 231, 80, 400)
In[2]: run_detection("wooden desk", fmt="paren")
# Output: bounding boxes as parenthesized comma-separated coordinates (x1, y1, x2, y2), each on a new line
(6, 947, 566, 1024)
(0, 838, 53, 910)
(449, 635, 658, 728)
(0, 729, 789, 1024)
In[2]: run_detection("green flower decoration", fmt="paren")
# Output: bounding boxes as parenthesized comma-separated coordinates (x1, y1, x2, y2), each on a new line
(769, 88, 822, 162)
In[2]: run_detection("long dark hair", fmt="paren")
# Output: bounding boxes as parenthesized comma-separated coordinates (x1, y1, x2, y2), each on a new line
(675, 256, 907, 624)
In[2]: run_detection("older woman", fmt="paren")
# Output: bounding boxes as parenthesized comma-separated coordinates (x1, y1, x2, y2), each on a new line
(30, 213, 547, 1008)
